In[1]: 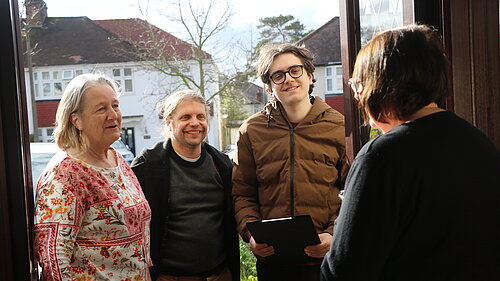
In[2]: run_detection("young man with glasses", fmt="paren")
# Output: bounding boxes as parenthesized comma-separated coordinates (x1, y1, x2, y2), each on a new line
(232, 43, 349, 280)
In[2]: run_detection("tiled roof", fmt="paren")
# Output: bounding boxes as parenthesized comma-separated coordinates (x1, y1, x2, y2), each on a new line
(27, 17, 141, 66)
(95, 19, 211, 60)
(25, 17, 211, 67)
(297, 17, 341, 65)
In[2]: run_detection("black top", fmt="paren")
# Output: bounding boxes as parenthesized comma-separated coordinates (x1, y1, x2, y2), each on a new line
(131, 140, 240, 280)
(321, 111, 500, 281)
(160, 149, 226, 275)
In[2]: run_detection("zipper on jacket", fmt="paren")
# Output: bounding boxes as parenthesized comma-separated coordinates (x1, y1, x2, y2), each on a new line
(290, 127, 295, 218)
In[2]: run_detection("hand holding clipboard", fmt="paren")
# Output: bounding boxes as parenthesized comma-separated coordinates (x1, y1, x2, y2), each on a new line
(246, 215, 323, 264)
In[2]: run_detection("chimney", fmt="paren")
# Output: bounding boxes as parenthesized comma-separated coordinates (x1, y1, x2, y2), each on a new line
(25, 0, 47, 27)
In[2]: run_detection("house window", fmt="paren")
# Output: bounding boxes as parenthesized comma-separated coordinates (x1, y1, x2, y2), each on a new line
(124, 79, 133, 92)
(42, 71, 50, 80)
(38, 127, 55, 142)
(54, 82, 62, 95)
(34, 84, 40, 97)
(325, 65, 343, 95)
(34, 68, 84, 100)
(63, 70, 73, 79)
(113, 67, 134, 93)
(43, 83, 51, 96)
(327, 79, 333, 92)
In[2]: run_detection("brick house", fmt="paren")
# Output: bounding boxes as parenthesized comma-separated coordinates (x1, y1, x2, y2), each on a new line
(297, 17, 345, 115)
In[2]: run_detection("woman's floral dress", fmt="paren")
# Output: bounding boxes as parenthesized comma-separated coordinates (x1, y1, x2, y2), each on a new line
(34, 149, 152, 281)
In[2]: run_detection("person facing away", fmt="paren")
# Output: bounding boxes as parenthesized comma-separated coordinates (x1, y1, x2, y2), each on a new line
(131, 90, 240, 281)
(34, 73, 152, 280)
(321, 24, 500, 281)
(232, 42, 349, 281)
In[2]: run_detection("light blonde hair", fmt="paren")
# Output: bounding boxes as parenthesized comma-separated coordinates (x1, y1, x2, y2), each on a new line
(160, 89, 207, 139)
(54, 73, 120, 150)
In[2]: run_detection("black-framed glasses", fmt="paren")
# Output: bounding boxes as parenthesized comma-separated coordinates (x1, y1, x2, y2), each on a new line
(270, 65, 304, 85)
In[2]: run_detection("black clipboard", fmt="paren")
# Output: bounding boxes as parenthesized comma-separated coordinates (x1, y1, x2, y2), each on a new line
(246, 215, 321, 264)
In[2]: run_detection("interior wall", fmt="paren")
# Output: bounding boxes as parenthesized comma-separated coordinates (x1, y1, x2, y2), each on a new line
(446, 0, 500, 147)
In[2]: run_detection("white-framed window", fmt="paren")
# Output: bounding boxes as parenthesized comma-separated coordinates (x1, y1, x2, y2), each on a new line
(43, 83, 51, 96)
(63, 70, 73, 79)
(33, 69, 86, 100)
(38, 127, 55, 142)
(112, 67, 134, 93)
(41, 72, 50, 80)
(34, 84, 40, 97)
(325, 65, 343, 95)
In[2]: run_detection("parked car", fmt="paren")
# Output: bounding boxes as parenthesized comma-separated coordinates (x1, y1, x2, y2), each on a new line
(30, 140, 135, 189)
(111, 139, 135, 164)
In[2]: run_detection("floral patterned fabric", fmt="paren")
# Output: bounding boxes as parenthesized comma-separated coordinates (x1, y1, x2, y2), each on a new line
(34, 149, 152, 281)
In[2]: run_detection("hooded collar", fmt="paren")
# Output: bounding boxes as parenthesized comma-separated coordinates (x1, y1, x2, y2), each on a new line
(264, 96, 331, 128)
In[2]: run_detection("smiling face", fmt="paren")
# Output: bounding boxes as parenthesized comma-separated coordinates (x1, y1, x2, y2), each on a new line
(70, 84, 121, 150)
(167, 99, 208, 156)
(267, 53, 313, 107)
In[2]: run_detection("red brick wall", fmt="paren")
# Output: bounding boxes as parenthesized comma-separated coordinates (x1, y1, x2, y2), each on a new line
(325, 95, 345, 115)
(36, 100, 60, 127)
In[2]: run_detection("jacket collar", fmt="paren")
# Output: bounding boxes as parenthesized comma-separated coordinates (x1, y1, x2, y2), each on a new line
(264, 96, 331, 127)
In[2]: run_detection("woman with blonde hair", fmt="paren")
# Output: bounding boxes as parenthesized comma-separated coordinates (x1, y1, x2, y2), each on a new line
(34, 73, 152, 280)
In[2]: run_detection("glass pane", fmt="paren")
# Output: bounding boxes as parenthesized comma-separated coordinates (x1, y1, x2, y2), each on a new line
(54, 82, 62, 95)
(43, 83, 51, 96)
(75, 70, 83, 76)
(63, 70, 73, 79)
(336, 66, 342, 75)
(326, 67, 332, 76)
(52, 71, 60, 79)
(336, 78, 343, 91)
(327, 79, 333, 92)
(124, 68, 132, 76)
(359, 0, 403, 46)
(42, 71, 50, 80)
(34, 72, 38, 80)
(125, 79, 133, 92)
(113, 69, 121, 76)
(34, 84, 40, 97)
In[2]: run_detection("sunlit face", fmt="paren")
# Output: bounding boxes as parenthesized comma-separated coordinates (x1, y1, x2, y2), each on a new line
(167, 100, 208, 151)
(267, 53, 313, 107)
(71, 84, 121, 149)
